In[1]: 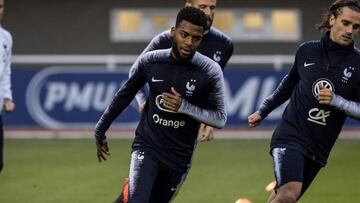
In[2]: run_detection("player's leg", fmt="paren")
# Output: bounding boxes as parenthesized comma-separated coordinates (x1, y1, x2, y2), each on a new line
(149, 163, 189, 203)
(0, 116, 3, 173)
(299, 157, 322, 197)
(266, 191, 276, 203)
(268, 147, 305, 203)
(117, 150, 159, 203)
(113, 178, 129, 203)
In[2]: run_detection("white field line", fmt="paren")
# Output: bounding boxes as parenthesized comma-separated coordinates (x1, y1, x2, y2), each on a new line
(4, 128, 360, 139)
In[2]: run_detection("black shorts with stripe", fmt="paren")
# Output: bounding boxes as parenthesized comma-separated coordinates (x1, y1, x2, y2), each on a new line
(114, 149, 189, 203)
(271, 147, 323, 196)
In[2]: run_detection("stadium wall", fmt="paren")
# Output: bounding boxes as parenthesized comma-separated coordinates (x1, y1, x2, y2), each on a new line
(5, 0, 335, 55)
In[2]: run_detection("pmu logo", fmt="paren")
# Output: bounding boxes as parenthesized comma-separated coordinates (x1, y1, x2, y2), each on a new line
(26, 67, 139, 129)
(155, 94, 176, 113)
(154, 95, 186, 128)
(312, 78, 334, 98)
(307, 108, 331, 126)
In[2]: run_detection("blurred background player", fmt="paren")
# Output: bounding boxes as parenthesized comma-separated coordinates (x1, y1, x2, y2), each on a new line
(0, 0, 15, 174)
(248, 0, 360, 202)
(130, 0, 233, 142)
(95, 7, 227, 203)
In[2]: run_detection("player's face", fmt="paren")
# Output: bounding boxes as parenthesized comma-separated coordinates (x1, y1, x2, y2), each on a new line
(171, 20, 204, 61)
(329, 7, 360, 46)
(0, 0, 4, 22)
(186, 0, 216, 30)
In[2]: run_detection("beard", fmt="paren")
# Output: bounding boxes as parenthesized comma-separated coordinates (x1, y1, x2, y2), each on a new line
(171, 40, 194, 63)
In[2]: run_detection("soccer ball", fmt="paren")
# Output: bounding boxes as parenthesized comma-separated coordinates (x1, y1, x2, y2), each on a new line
(235, 198, 252, 203)
(265, 180, 276, 192)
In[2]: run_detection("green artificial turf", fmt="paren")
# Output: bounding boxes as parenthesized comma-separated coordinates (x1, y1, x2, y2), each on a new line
(0, 139, 359, 203)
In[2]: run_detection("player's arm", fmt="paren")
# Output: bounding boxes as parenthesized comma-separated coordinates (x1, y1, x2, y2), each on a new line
(198, 123, 214, 142)
(129, 31, 172, 112)
(317, 86, 360, 120)
(248, 71, 298, 127)
(1, 35, 14, 112)
(256, 50, 301, 119)
(198, 40, 233, 140)
(162, 70, 227, 128)
(95, 59, 147, 162)
(248, 49, 301, 127)
(220, 40, 234, 69)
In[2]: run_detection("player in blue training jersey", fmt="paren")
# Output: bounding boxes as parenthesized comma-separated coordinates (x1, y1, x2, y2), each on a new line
(0, 0, 15, 174)
(95, 7, 226, 203)
(131, 0, 233, 142)
(248, 0, 360, 202)
(115, 1, 232, 201)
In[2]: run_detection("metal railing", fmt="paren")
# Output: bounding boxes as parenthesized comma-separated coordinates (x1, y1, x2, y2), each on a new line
(12, 54, 295, 70)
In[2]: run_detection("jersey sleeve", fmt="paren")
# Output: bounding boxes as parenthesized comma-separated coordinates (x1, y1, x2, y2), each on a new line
(220, 40, 234, 69)
(329, 87, 360, 120)
(0, 33, 13, 100)
(257, 49, 301, 118)
(95, 58, 147, 139)
(178, 66, 227, 129)
(129, 31, 172, 106)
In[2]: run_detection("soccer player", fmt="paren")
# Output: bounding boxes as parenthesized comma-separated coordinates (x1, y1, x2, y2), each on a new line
(95, 7, 226, 203)
(0, 0, 15, 174)
(248, 0, 360, 202)
(131, 0, 233, 142)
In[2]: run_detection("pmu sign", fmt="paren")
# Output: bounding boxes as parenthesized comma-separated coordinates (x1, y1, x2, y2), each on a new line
(18, 67, 289, 128)
(25, 67, 141, 129)
(10, 66, 356, 128)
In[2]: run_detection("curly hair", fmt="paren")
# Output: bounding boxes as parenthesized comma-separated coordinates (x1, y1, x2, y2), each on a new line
(317, 0, 360, 31)
(175, 7, 208, 30)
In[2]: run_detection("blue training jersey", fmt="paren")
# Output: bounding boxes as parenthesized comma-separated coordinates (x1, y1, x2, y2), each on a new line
(131, 27, 233, 105)
(96, 49, 227, 171)
(258, 32, 360, 165)
(141, 27, 233, 70)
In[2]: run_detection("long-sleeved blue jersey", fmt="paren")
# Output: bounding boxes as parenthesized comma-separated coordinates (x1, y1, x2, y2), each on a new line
(131, 27, 233, 105)
(96, 49, 227, 171)
(258, 32, 360, 165)
(141, 27, 233, 69)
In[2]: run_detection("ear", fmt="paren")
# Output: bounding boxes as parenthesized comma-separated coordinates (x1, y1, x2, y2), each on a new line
(329, 14, 335, 26)
(171, 26, 176, 37)
(185, 1, 192, 7)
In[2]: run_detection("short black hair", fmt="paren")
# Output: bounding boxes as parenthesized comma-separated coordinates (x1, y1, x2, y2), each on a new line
(175, 7, 207, 30)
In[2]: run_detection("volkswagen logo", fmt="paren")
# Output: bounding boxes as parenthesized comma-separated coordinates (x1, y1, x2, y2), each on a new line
(312, 78, 334, 97)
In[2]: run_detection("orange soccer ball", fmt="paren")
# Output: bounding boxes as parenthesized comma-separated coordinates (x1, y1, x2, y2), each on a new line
(235, 198, 253, 203)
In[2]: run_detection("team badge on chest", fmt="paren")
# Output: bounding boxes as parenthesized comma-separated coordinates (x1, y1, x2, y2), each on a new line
(341, 66, 354, 84)
(186, 79, 196, 97)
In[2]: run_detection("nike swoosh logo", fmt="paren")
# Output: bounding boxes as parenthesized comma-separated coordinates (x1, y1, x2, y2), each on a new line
(304, 62, 315, 67)
(151, 77, 164, 82)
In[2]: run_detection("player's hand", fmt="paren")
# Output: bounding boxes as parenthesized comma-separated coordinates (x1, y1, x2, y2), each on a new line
(139, 101, 146, 113)
(198, 123, 214, 142)
(316, 86, 333, 105)
(3, 98, 15, 112)
(248, 112, 262, 128)
(96, 141, 110, 162)
(162, 87, 182, 112)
